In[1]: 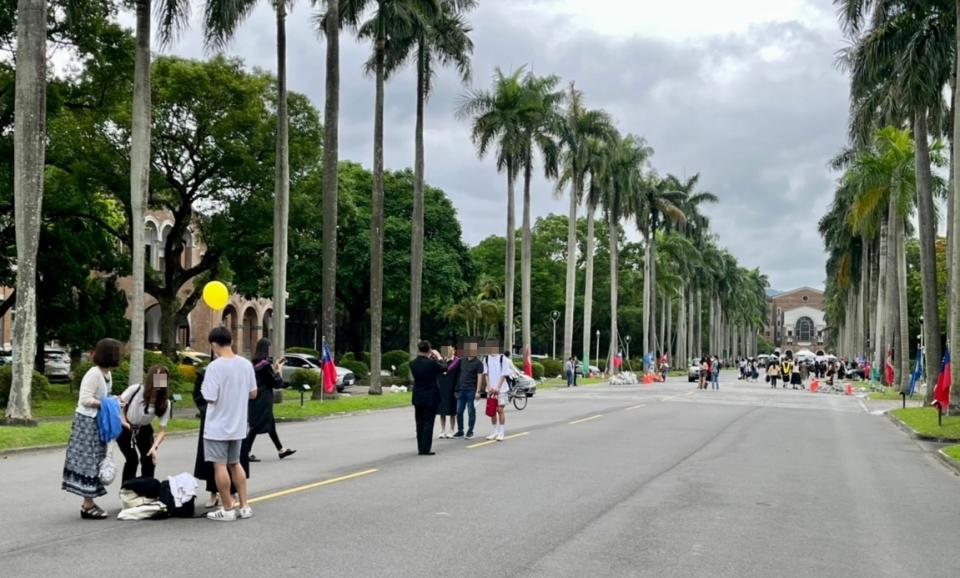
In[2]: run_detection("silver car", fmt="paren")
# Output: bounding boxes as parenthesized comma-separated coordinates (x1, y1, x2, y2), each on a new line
(44, 350, 71, 382)
(280, 353, 355, 392)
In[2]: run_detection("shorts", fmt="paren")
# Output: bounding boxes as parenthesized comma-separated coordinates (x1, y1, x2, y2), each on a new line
(204, 438, 242, 464)
(498, 393, 508, 407)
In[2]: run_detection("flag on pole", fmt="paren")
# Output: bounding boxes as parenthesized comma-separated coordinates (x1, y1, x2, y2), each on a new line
(933, 347, 951, 414)
(908, 350, 923, 397)
(321, 340, 337, 395)
(523, 347, 533, 378)
(884, 350, 895, 386)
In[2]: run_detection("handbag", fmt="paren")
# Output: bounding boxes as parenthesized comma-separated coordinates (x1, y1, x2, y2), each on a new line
(485, 396, 498, 417)
(99, 442, 117, 486)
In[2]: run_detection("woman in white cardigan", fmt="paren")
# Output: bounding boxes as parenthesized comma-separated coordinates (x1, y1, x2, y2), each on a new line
(61, 339, 122, 519)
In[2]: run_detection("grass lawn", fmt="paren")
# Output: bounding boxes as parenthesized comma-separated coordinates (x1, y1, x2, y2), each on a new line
(0, 418, 200, 452)
(538, 376, 606, 390)
(943, 445, 960, 462)
(273, 390, 412, 420)
(869, 387, 921, 401)
(889, 408, 960, 441)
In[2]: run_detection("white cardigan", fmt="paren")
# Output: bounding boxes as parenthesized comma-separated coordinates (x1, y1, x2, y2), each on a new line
(75, 366, 111, 418)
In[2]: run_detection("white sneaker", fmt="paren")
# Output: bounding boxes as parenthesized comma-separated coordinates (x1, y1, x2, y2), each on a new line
(485, 433, 497, 440)
(238, 506, 253, 519)
(439, 432, 449, 439)
(205, 507, 237, 522)
(496, 433, 505, 441)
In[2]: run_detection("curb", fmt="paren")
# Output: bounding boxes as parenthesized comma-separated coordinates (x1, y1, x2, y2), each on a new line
(935, 449, 960, 476)
(885, 412, 960, 444)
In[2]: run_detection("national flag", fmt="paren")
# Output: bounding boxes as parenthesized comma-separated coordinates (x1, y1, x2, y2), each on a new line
(933, 347, 951, 414)
(523, 347, 533, 378)
(321, 340, 337, 394)
(908, 351, 923, 397)
(613, 353, 623, 369)
(884, 352, 895, 386)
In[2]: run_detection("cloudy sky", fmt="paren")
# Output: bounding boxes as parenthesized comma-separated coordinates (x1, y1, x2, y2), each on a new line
(146, 0, 851, 291)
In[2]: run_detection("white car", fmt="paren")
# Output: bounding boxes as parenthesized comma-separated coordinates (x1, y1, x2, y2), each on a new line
(44, 350, 71, 382)
(280, 353, 355, 392)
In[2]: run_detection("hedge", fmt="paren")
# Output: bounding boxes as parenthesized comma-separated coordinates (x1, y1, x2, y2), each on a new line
(286, 347, 320, 357)
(382, 350, 411, 373)
(0, 365, 50, 408)
(541, 358, 564, 378)
(396, 361, 411, 381)
(531, 362, 545, 380)
(339, 360, 369, 380)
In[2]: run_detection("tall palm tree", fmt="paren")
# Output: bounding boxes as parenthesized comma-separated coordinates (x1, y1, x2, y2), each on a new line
(458, 67, 529, 353)
(204, 0, 302, 357)
(952, 0, 960, 414)
(555, 84, 613, 366)
(6, 0, 47, 423)
(320, 0, 340, 357)
(343, 0, 438, 394)
(389, 0, 475, 357)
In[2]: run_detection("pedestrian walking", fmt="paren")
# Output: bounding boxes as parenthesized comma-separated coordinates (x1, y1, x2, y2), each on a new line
(437, 345, 460, 439)
(62, 338, 122, 520)
(484, 349, 518, 441)
(453, 341, 483, 440)
(410, 340, 446, 455)
(201, 327, 258, 522)
(117, 365, 171, 483)
(768, 360, 780, 388)
(244, 339, 295, 463)
(790, 362, 802, 390)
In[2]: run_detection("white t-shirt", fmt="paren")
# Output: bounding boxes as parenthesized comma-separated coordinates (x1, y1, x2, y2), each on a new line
(120, 384, 170, 428)
(201, 356, 257, 441)
(484, 355, 516, 394)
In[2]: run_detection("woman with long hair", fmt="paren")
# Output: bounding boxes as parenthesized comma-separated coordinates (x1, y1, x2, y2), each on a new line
(62, 338, 122, 519)
(117, 365, 171, 482)
(245, 338, 295, 462)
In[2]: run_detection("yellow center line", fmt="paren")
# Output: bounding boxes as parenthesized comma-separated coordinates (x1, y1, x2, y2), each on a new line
(625, 404, 647, 410)
(569, 414, 604, 425)
(248, 469, 379, 504)
(467, 431, 530, 449)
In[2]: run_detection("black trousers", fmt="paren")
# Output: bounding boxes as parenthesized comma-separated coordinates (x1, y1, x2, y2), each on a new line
(414, 404, 437, 454)
(117, 424, 155, 483)
(244, 423, 283, 455)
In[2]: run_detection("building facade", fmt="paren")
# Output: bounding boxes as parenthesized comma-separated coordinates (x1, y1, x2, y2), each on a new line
(765, 287, 826, 352)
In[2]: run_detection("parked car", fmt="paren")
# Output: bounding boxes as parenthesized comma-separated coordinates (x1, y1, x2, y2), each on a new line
(280, 353, 354, 393)
(177, 350, 211, 382)
(44, 349, 71, 382)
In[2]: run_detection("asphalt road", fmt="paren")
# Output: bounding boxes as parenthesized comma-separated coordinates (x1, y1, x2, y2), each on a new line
(2, 374, 958, 577)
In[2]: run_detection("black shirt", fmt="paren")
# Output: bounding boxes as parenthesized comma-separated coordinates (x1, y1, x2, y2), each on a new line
(410, 356, 446, 407)
(457, 357, 484, 393)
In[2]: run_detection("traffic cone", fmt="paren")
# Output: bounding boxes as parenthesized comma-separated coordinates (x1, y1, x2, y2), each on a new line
(643, 373, 653, 384)
(845, 382, 853, 396)
(810, 378, 819, 393)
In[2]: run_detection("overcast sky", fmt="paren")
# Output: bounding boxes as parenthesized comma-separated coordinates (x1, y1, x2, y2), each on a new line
(144, 0, 851, 291)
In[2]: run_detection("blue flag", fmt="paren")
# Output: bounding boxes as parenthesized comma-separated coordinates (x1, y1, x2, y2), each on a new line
(908, 350, 923, 396)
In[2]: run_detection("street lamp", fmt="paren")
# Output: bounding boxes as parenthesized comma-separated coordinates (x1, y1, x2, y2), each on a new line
(551, 310, 560, 359)
(595, 329, 601, 368)
(625, 335, 631, 362)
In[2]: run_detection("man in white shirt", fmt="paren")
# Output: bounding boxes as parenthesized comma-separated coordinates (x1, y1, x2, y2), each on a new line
(484, 346, 517, 442)
(202, 327, 258, 521)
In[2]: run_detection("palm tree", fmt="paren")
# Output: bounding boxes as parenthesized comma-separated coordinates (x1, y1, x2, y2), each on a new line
(952, 0, 960, 414)
(343, 0, 438, 394)
(458, 67, 529, 354)
(389, 0, 475, 357)
(6, 0, 46, 423)
(204, 0, 303, 357)
(675, 177, 716, 361)
(320, 0, 340, 356)
(555, 84, 613, 367)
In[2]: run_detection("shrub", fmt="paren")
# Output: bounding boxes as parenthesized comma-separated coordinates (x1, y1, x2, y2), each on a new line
(111, 361, 131, 391)
(291, 368, 322, 391)
(143, 351, 184, 391)
(286, 347, 320, 357)
(0, 365, 50, 408)
(72, 361, 95, 392)
(531, 362, 545, 380)
(396, 361, 411, 381)
(382, 350, 411, 373)
(339, 360, 369, 380)
(340, 352, 356, 363)
(541, 358, 563, 378)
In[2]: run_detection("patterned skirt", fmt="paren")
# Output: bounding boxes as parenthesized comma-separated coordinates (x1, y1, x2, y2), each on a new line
(62, 413, 107, 498)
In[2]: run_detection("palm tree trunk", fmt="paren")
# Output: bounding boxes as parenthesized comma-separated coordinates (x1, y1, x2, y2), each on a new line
(521, 160, 533, 365)
(607, 210, 619, 374)
(6, 0, 46, 423)
(676, 285, 686, 366)
(708, 293, 715, 356)
(896, 215, 910, 392)
(873, 221, 888, 379)
(272, 2, 290, 356)
(408, 41, 426, 357)
(649, 232, 658, 357)
(369, 37, 386, 395)
(504, 159, 516, 354)
(321, 0, 340, 357)
(859, 241, 869, 357)
(562, 181, 578, 362)
(695, 289, 702, 358)
(951, 19, 960, 411)
(128, 0, 152, 388)
(884, 199, 898, 386)
(581, 202, 596, 371)
(666, 294, 673, 368)
(659, 295, 666, 362)
(641, 232, 651, 361)
(914, 113, 943, 402)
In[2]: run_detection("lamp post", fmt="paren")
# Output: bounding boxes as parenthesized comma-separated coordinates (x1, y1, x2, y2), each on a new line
(551, 310, 560, 359)
(625, 335, 631, 365)
(595, 329, 601, 368)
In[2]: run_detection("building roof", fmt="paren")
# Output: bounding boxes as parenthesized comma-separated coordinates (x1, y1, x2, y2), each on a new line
(769, 286, 824, 300)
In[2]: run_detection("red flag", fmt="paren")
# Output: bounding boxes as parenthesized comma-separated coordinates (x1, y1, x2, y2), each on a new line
(884, 360, 895, 386)
(321, 341, 337, 394)
(523, 347, 533, 378)
(933, 348, 951, 414)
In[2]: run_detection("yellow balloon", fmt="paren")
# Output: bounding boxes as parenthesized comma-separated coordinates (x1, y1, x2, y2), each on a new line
(202, 281, 230, 311)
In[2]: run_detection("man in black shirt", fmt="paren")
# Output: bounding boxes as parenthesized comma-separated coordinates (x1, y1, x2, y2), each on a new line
(410, 340, 447, 455)
(454, 340, 484, 440)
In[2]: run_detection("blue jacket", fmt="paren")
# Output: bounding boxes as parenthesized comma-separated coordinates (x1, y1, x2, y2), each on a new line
(97, 396, 122, 443)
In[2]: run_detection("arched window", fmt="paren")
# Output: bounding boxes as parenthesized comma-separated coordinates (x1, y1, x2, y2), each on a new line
(795, 317, 814, 343)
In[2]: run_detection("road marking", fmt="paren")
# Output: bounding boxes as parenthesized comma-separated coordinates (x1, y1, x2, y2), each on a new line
(248, 469, 379, 504)
(569, 414, 604, 425)
(625, 404, 647, 410)
(467, 431, 530, 448)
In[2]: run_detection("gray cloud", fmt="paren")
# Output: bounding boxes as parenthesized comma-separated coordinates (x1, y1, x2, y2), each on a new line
(154, 0, 848, 291)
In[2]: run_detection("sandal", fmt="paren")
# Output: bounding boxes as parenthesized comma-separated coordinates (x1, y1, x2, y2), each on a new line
(204, 494, 221, 509)
(80, 504, 108, 520)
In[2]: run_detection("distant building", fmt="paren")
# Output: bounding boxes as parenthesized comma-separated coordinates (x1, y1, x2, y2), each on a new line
(765, 287, 826, 352)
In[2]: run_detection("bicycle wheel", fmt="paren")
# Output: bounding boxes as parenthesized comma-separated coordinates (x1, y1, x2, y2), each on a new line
(512, 393, 527, 411)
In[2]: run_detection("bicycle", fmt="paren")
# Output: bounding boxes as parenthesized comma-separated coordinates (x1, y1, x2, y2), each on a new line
(507, 382, 528, 411)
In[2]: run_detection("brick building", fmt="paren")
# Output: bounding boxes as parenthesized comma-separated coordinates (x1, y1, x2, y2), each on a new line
(765, 287, 826, 352)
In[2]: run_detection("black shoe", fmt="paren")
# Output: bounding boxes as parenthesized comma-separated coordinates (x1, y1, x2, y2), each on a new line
(465, 432, 474, 440)
(279, 449, 296, 460)
(419, 451, 436, 456)
(248, 455, 261, 462)
(452, 432, 464, 438)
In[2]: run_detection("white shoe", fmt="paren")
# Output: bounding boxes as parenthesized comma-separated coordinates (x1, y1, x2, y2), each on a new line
(486, 433, 497, 440)
(238, 506, 253, 520)
(496, 433, 505, 441)
(205, 507, 237, 522)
